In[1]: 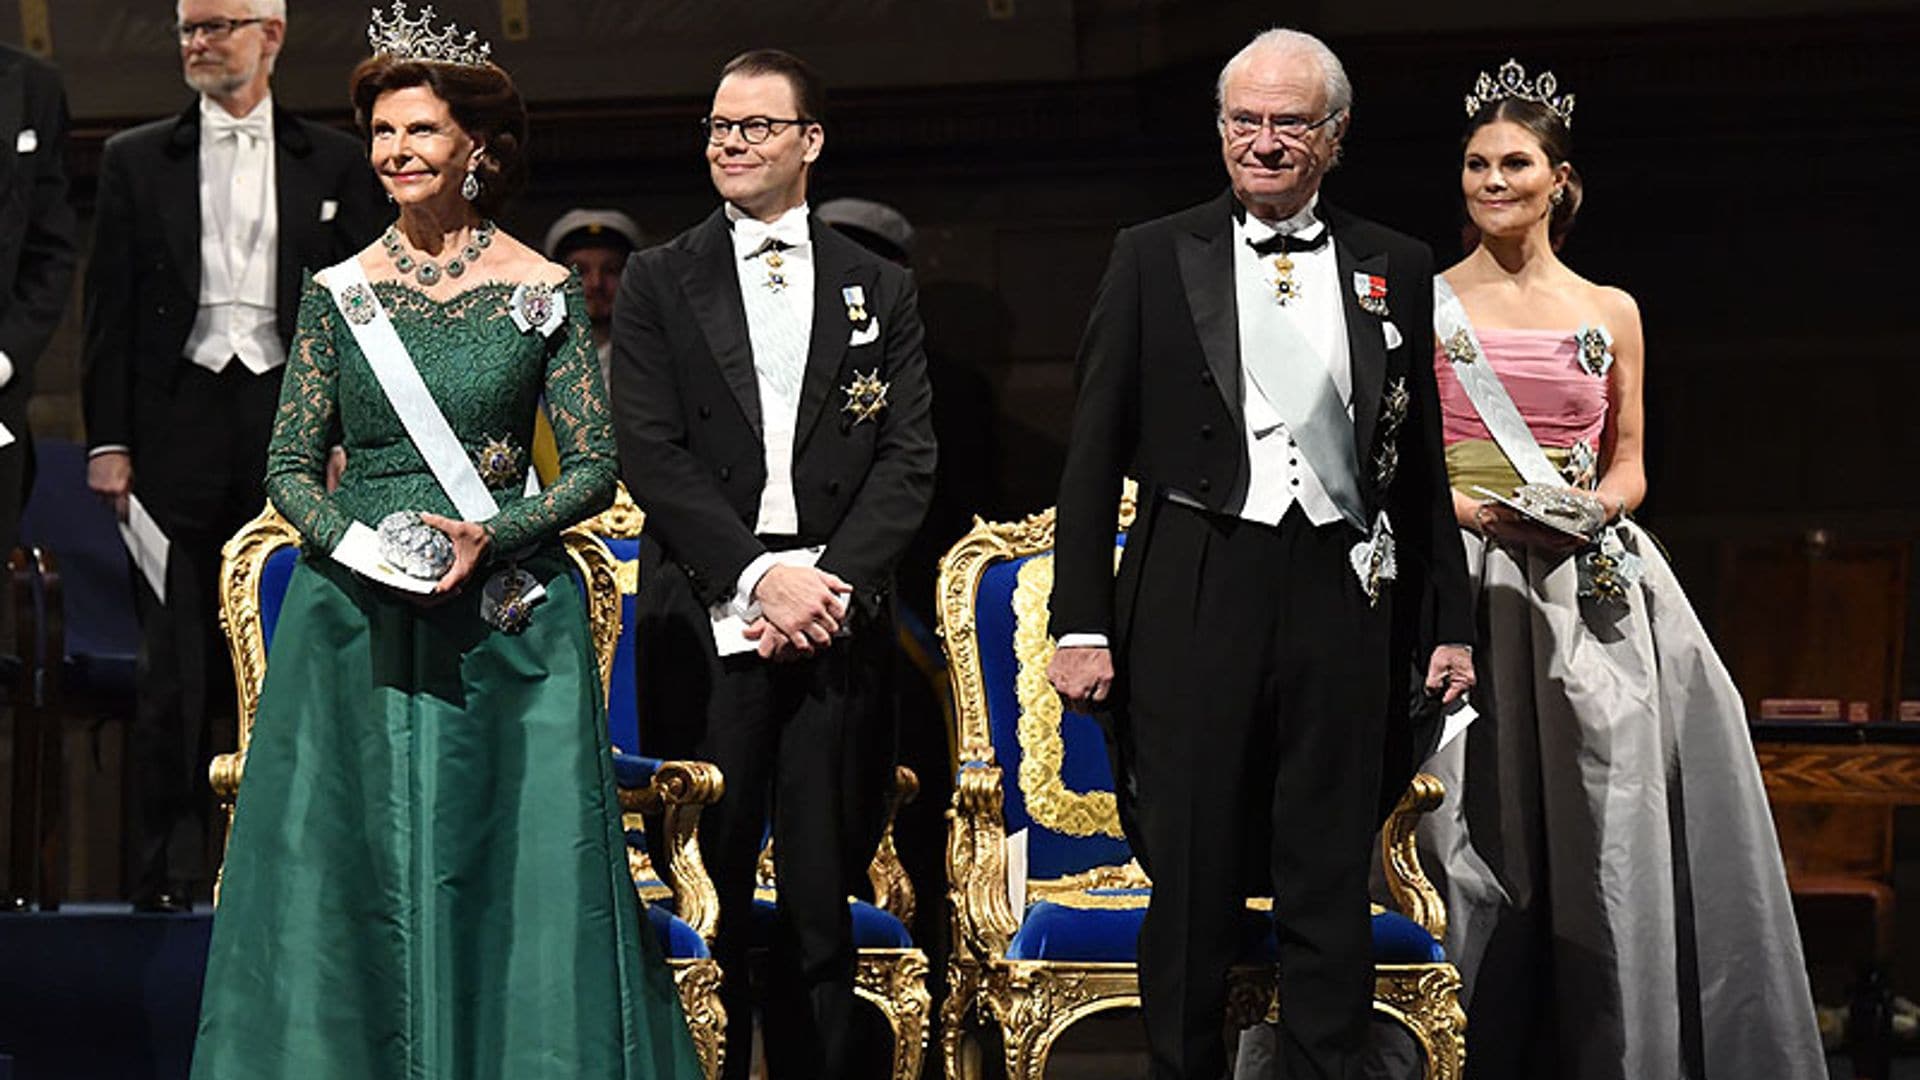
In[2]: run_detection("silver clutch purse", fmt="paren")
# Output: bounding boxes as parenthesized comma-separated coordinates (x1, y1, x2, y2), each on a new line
(376, 510, 455, 582)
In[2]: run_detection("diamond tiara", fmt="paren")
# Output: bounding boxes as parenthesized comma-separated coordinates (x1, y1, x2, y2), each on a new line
(367, 1, 492, 68)
(1463, 59, 1575, 128)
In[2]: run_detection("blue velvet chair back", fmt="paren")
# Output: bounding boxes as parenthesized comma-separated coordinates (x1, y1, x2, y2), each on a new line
(968, 539, 1133, 881)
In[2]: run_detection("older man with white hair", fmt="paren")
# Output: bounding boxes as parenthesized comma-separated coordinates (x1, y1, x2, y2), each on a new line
(1047, 28, 1474, 1078)
(82, 0, 383, 913)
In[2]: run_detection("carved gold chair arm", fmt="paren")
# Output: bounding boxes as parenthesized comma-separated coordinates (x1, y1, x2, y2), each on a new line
(1379, 771, 1447, 941)
(947, 760, 1019, 962)
(869, 765, 920, 924)
(620, 759, 726, 944)
(209, 750, 246, 802)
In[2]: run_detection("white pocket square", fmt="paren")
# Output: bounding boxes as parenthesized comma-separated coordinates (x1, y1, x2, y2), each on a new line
(14, 129, 37, 154)
(849, 318, 880, 347)
(319, 198, 339, 222)
(1382, 322, 1404, 350)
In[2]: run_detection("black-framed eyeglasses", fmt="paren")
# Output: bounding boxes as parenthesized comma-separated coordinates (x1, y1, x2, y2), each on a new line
(1219, 108, 1345, 143)
(700, 115, 814, 146)
(176, 17, 266, 44)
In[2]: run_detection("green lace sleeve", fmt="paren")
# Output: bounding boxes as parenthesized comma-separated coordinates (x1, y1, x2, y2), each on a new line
(265, 277, 354, 551)
(484, 279, 617, 553)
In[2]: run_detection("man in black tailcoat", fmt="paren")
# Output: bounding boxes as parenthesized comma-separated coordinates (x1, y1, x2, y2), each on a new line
(1046, 27, 1475, 1080)
(609, 48, 936, 1080)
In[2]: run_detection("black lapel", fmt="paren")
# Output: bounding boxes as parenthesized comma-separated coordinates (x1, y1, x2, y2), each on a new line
(271, 106, 320, 320)
(1175, 190, 1243, 429)
(677, 209, 763, 439)
(1329, 212, 1388, 484)
(161, 103, 203, 297)
(794, 221, 864, 450)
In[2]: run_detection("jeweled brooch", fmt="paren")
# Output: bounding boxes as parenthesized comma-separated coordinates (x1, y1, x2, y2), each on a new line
(841, 369, 890, 425)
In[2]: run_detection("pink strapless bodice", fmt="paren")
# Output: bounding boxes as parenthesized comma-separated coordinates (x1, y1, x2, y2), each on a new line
(1434, 328, 1609, 449)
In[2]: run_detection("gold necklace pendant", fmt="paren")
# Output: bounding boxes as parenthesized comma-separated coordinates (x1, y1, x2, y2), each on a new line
(1271, 254, 1300, 305)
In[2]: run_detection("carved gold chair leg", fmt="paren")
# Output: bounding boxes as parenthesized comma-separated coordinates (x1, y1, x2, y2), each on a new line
(987, 964, 1139, 1080)
(855, 949, 933, 1080)
(940, 957, 984, 1080)
(1372, 965, 1466, 1080)
(670, 957, 728, 1080)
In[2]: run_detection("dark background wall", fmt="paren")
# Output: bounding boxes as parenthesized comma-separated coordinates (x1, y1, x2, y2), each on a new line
(22, 2, 1920, 550)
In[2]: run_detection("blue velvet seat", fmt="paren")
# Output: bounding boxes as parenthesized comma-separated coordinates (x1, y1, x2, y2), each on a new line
(211, 501, 728, 1079)
(587, 484, 934, 1080)
(935, 494, 1466, 1079)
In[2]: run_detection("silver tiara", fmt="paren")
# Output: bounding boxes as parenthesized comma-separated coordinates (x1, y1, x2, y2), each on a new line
(1464, 59, 1574, 128)
(367, 2, 492, 67)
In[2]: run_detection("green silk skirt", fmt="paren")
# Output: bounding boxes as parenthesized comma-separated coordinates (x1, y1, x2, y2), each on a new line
(191, 554, 701, 1079)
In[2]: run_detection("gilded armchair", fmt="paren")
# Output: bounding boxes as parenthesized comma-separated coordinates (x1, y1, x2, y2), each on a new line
(585, 484, 934, 1079)
(934, 497, 1466, 1080)
(210, 500, 728, 1080)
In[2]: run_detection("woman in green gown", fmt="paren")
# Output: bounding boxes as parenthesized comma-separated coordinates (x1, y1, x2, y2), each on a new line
(190, 13, 702, 1079)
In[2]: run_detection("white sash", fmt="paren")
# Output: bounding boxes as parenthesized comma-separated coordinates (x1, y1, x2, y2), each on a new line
(1431, 277, 1563, 489)
(321, 257, 502, 522)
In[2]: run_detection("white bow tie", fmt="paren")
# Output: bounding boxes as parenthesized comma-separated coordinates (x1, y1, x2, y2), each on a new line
(734, 215, 809, 257)
(205, 109, 271, 145)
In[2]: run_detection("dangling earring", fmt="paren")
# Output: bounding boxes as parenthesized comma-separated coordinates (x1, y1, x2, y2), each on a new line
(461, 168, 482, 202)
(1550, 187, 1566, 206)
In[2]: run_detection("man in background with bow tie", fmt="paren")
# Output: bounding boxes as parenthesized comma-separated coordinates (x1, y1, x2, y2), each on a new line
(81, 0, 383, 913)
(610, 48, 935, 1080)
(1047, 28, 1474, 1079)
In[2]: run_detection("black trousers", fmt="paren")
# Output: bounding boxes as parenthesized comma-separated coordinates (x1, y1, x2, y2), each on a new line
(1115, 500, 1391, 1080)
(636, 557, 895, 1080)
(125, 361, 282, 903)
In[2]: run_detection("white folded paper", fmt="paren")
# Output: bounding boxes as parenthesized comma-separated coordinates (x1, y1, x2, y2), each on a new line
(329, 519, 439, 594)
(0, 419, 13, 448)
(1434, 698, 1479, 756)
(709, 546, 850, 657)
(117, 494, 170, 603)
(1004, 827, 1029, 915)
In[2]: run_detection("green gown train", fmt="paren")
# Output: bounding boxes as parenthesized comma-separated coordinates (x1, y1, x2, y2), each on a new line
(189, 271, 703, 1079)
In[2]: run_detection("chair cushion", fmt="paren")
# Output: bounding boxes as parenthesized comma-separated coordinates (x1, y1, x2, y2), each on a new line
(1006, 898, 1444, 965)
(611, 750, 662, 790)
(259, 545, 300, 653)
(646, 901, 711, 960)
(750, 897, 914, 949)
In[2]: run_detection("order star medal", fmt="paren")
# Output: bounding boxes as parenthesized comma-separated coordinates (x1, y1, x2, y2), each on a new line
(474, 434, 523, 487)
(763, 247, 788, 293)
(1270, 253, 1301, 306)
(841, 368, 889, 425)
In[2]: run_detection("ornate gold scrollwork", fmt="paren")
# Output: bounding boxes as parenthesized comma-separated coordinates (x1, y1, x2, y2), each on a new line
(1010, 556, 1125, 839)
(856, 949, 934, 1080)
(619, 759, 725, 942)
(211, 503, 302, 904)
(869, 765, 921, 924)
(670, 958, 728, 1080)
(560, 525, 622, 703)
(1381, 772, 1449, 940)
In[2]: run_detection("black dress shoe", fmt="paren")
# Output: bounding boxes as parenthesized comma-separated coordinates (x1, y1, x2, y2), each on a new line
(132, 891, 191, 914)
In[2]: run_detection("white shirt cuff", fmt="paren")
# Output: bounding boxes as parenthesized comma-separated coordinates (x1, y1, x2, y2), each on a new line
(89, 444, 132, 457)
(1055, 632, 1109, 649)
(730, 550, 783, 621)
(0, 350, 12, 390)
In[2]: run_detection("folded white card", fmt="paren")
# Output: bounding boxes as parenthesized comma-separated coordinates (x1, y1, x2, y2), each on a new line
(118, 494, 170, 603)
(1004, 827, 1029, 915)
(329, 520, 439, 594)
(0, 419, 13, 449)
(709, 546, 850, 656)
(1434, 698, 1479, 756)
